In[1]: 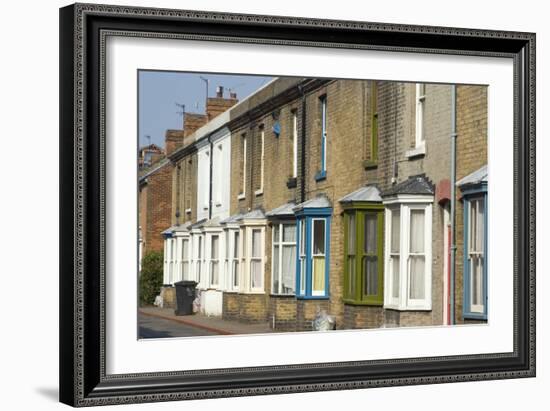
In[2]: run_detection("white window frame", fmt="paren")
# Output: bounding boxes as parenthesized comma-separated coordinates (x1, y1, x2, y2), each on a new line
(320, 96, 327, 173)
(292, 110, 298, 178)
(195, 234, 204, 286)
(181, 237, 190, 281)
(384, 197, 433, 310)
(238, 224, 266, 294)
(468, 197, 485, 314)
(209, 234, 220, 288)
(230, 229, 240, 291)
(255, 128, 265, 196)
(415, 83, 426, 148)
(271, 222, 297, 295)
(311, 218, 327, 296)
(238, 134, 247, 200)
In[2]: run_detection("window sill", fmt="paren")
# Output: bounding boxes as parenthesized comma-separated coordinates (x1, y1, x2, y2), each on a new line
(405, 142, 426, 159)
(314, 170, 327, 182)
(296, 295, 329, 300)
(463, 311, 487, 321)
(237, 193, 246, 201)
(383, 304, 432, 312)
(237, 291, 265, 295)
(343, 298, 383, 306)
(215, 202, 222, 207)
(269, 293, 296, 298)
(363, 159, 378, 170)
(185, 208, 192, 214)
(255, 189, 264, 197)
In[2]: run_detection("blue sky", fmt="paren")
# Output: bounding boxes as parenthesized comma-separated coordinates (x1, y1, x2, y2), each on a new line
(138, 71, 273, 148)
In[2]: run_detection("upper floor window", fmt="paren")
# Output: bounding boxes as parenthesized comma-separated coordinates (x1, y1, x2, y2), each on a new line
(415, 83, 426, 148)
(292, 110, 298, 179)
(315, 95, 327, 181)
(255, 127, 265, 195)
(238, 134, 247, 199)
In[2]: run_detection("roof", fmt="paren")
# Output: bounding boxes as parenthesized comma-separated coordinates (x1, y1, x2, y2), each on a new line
(457, 165, 488, 187)
(188, 218, 208, 230)
(381, 174, 434, 197)
(220, 212, 244, 225)
(172, 221, 193, 233)
(202, 216, 222, 228)
(239, 209, 266, 220)
(266, 201, 296, 217)
(161, 225, 178, 236)
(139, 158, 170, 182)
(293, 195, 332, 212)
(339, 185, 382, 204)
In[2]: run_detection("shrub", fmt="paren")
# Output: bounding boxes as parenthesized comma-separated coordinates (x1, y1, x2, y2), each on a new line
(139, 251, 164, 306)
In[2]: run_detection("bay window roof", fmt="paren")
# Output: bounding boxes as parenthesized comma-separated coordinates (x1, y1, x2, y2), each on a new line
(238, 208, 266, 220)
(172, 221, 192, 233)
(220, 212, 244, 225)
(381, 174, 434, 197)
(161, 225, 178, 238)
(292, 194, 331, 213)
(266, 201, 296, 218)
(339, 185, 382, 204)
(457, 165, 488, 188)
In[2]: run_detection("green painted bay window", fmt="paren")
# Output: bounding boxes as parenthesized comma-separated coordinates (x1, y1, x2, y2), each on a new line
(340, 186, 384, 305)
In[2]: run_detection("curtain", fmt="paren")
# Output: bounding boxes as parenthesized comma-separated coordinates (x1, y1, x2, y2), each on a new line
(392, 257, 400, 298)
(410, 210, 425, 253)
(409, 256, 425, 299)
(251, 260, 262, 289)
(282, 245, 296, 293)
(364, 214, 377, 254)
(312, 256, 325, 292)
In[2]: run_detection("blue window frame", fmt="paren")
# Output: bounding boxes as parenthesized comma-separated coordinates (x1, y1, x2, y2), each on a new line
(315, 95, 327, 181)
(462, 186, 488, 320)
(295, 207, 331, 299)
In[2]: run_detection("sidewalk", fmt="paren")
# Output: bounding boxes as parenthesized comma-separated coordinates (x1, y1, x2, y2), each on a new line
(139, 307, 274, 335)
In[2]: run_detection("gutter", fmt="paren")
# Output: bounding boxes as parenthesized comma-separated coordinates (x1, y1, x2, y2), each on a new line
(450, 85, 457, 325)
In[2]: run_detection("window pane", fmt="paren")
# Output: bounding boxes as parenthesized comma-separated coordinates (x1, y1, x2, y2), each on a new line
(313, 256, 325, 292)
(211, 236, 219, 259)
(182, 240, 189, 260)
(300, 257, 306, 293)
(471, 256, 484, 307)
(182, 262, 189, 280)
(364, 256, 378, 296)
(348, 213, 355, 254)
(313, 220, 325, 255)
(348, 256, 356, 297)
(283, 224, 296, 242)
(233, 261, 239, 287)
(273, 224, 280, 244)
(409, 256, 425, 299)
(252, 229, 261, 257)
(470, 198, 484, 253)
(273, 245, 280, 293)
(251, 260, 262, 288)
(282, 244, 296, 294)
(391, 210, 400, 253)
(211, 261, 219, 285)
(234, 232, 239, 258)
(392, 257, 400, 298)
(410, 210, 425, 253)
(300, 220, 306, 254)
(364, 213, 377, 254)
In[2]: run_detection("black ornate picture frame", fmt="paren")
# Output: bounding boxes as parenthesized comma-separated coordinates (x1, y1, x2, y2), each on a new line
(59, 3, 535, 407)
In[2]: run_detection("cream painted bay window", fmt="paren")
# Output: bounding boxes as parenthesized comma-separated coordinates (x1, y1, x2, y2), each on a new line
(272, 222, 297, 295)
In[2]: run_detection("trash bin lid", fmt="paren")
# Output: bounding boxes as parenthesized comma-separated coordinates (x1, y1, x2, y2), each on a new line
(174, 280, 198, 286)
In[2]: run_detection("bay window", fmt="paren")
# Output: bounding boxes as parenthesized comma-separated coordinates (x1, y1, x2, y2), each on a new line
(340, 185, 384, 305)
(181, 238, 190, 280)
(293, 196, 332, 299)
(384, 202, 432, 310)
(272, 222, 297, 295)
(382, 175, 434, 310)
(458, 165, 488, 320)
(210, 235, 219, 287)
(238, 210, 267, 293)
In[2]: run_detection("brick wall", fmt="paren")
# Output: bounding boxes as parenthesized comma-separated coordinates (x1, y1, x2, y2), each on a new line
(269, 296, 298, 331)
(140, 162, 173, 255)
(454, 85, 488, 324)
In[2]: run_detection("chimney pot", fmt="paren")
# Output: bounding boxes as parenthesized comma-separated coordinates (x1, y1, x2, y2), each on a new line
(230, 91, 237, 99)
(216, 86, 224, 98)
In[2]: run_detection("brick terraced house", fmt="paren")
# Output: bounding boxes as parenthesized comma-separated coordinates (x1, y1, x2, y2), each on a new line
(155, 77, 488, 330)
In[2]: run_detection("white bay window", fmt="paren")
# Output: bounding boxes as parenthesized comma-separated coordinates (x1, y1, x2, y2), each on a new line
(271, 222, 296, 295)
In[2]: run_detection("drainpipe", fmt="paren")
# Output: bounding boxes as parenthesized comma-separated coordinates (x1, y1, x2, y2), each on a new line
(298, 83, 307, 203)
(208, 135, 213, 220)
(450, 85, 457, 325)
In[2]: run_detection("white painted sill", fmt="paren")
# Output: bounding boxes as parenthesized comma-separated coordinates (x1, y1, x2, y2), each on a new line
(405, 142, 426, 159)
(237, 193, 246, 201)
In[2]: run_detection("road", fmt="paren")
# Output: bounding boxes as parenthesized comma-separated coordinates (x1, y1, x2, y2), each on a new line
(138, 313, 219, 338)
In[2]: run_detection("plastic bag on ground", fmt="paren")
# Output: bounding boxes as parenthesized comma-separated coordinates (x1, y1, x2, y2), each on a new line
(312, 309, 336, 331)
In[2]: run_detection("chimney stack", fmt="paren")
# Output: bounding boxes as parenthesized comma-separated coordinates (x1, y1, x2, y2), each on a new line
(230, 91, 237, 99)
(206, 86, 239, 120)
(216, 86, 224, 98)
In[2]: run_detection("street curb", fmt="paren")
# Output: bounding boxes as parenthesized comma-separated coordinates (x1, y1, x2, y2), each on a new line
(138, 309, 235, 335)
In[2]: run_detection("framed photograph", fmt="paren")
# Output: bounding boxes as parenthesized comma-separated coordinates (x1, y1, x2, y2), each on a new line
(59, 3, 535, 407)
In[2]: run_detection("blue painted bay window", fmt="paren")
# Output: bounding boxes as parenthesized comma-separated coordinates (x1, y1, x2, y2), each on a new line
(458, 165, 488, 320)
(293, 196, 332, 299)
